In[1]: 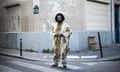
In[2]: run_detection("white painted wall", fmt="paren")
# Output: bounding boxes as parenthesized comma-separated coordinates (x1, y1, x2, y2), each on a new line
(115, 0, 120, 4)
(0, 0, 115, 51)
(0, 0, 86, 32)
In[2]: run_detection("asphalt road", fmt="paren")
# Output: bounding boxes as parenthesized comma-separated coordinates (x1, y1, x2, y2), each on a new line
(0, 55, 120, 72)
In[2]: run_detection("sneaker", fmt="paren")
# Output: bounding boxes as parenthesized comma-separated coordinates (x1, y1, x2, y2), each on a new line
(51, 64, 58, 67)
(63, 65, 67, 68)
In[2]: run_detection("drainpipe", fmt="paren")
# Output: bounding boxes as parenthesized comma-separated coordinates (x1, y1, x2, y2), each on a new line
(110, 0, 115, 44)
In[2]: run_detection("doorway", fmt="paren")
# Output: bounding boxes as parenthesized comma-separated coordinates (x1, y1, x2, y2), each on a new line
(115, 5, 120, 44)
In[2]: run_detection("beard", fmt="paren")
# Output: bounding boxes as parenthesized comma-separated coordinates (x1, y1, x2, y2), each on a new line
(57, 20, 63, 24)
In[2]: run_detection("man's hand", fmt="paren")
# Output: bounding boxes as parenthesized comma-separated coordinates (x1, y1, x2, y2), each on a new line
(54, 34, 60, 37)
(54, 33, 64, 37)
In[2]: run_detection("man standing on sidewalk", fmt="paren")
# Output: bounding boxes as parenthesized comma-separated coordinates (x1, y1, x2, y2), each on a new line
(50, 13, 72, 68)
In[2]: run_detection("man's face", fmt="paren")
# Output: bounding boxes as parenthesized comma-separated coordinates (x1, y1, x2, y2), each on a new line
(56, 15, 62, 23)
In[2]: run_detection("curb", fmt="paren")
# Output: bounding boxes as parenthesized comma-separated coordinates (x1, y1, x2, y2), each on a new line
(0, 53, 43, 61)
(0, 53, 120, 62)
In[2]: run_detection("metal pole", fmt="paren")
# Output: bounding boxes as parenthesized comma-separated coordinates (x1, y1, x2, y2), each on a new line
(20, 38, 22, 56)
(110, 0, 115, 44)
(98, 32, 103, 58)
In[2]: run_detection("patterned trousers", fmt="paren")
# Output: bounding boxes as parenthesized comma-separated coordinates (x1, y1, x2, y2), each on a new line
(52, 35, 69, 66)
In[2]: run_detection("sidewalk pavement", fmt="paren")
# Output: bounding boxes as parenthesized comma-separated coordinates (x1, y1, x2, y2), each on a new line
(0, 46, 120, 62)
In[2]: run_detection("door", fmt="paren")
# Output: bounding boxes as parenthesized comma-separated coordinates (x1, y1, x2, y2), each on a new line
(115, 5, 120, 44)
(86, 1, 109, 31)
(5, 5, 21, 32)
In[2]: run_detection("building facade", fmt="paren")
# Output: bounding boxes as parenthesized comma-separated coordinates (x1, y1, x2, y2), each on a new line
(0, 0, 120, 52)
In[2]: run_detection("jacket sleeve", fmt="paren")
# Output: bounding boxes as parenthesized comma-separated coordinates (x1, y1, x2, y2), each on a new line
(50, 26, 55, 37)
(63, 24, 72, 38)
